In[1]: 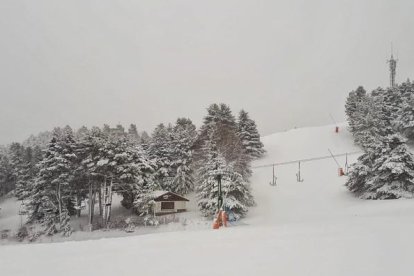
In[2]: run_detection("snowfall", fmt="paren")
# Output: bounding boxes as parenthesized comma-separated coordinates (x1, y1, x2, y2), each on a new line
(2, 124, 414, 276)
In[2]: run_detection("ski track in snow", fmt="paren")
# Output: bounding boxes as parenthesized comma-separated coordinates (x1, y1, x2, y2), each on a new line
(2, 124, 414, 276)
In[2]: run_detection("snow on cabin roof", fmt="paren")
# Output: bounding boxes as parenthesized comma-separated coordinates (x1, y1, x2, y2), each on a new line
(152, 190, 169, 198)
(151, 190, 189, 202)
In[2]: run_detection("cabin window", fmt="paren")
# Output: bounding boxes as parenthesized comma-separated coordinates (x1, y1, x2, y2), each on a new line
(161, 202, 174, 210)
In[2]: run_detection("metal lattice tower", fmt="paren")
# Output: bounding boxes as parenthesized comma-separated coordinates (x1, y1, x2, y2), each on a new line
(387, 46, 397, 87)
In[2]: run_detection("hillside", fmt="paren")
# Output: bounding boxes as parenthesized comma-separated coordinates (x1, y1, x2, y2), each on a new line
(2, 124, 414, 276)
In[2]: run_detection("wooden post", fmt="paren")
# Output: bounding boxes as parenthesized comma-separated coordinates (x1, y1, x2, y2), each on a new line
(217, 173, 223, 212)
(76, 194, 81, 218)
(88, 181, 93, 231)
(98, 186, 102, 217)
(102, 176, 107, 228)
(57, 183, 62, 225)
(106, 178, 113, 226)
(91, 190, 95, 220)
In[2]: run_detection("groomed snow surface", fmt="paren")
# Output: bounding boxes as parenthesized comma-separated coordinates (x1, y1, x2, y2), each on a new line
(2, 124, 414, 276)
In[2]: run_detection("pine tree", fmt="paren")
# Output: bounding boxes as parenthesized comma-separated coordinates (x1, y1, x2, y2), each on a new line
(170, 118, 197, 195)
(140, 131, 151, 149)
(382, 87, 403, 125)
(196, 134, 254, 219)
(102, 124, 111, 135)
(75, 126, 89, 141)
(127, 124, 140, 143)
(345, 152, 373, 197)
(79, 128, 157, 227)
(76, 126, 106, 228)
(363, 134, 414, 199)
(22, 131, 53, 150)
(0, 151, 13, 197)
(15, 147, 35, 201)
(195, 103, 224, 152)
(27, 128, 76, 236)
(117, 141, 156, 210)
(346, 91, 414, 199)
(148, 124, 174, 189)
(237, 110, 265, 159)
(196, 103, 245, 164)
(345, 86, 369, 144)
(8, 143, 25, 194)
(114, 124, 126, 138)
(395, 82, 414, 140)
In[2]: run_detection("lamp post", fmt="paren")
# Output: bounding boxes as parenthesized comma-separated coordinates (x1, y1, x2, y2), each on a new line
(217, 172, 223, 212)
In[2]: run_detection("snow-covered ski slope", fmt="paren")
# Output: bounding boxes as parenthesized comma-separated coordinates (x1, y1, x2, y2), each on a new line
(3, 124, 414, 276)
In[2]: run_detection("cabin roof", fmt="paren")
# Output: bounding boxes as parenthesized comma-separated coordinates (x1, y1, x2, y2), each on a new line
(152, 191, 189, 202)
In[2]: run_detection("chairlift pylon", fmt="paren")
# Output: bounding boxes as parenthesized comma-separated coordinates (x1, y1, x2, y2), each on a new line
(269, 164, 277, 186)
(296, 161, 304, 182)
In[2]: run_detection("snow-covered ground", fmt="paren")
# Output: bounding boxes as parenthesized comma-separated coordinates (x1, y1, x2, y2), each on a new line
(2, 124, 414, 276)
(0, 192, 211, 244)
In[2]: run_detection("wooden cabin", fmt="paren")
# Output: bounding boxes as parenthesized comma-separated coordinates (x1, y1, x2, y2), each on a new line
(152, 191, 189, 216)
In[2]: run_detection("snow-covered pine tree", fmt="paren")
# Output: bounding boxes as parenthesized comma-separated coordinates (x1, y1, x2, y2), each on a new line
(8, 143, 25, 199)
(381, 87, 403, 126)
(200, 103, 221, 132)
(75, 126, 107, 227)
(393, 81, 414, 140)
(0, 150, 14, 197)
(9, 143, 27, 191)
(196, 136, 224, 217)
(130, 147, 159, 220)
(345, 86, 369, 143)
(60, 126, 82, 217)
(148, 123, 174, 189)
(102, 124, 111, 135)
(27, 127, 77, 236)
(116, 140, 156, 211)
(237, 110, 265, 159)
(363, 134, 414, 199)
(140, 131, 151, 150)
(14, 146, 35, 201)
(345, 152, 374, 197)
(353, 95, 379, 149)
(196, 132, 254, 219)
(345, 89, 358, 130)
(22, 131, 53, 150)
(221, 161, 255, 219)
(197, 104, 245, 164)
(397, 93, 414, 140)
(70, 140, 89, 218)
(79, 128, 157, 227)
(127, 124, 140, 143)
(169, 118, 197, 195)
(194, 103, 222, 154)
(346, 92, 414, 199)
(75, 126, 89, 142)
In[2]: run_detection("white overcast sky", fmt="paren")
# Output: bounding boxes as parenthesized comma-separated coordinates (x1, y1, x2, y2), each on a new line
(1, 0, 413, 144)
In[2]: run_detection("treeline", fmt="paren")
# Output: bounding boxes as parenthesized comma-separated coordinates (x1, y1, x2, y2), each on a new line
(345, 81, 414, 199)
(0, 103, 264, 236)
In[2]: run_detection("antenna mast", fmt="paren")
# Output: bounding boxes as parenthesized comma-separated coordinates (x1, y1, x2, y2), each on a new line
(387, 44, 397, 88)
